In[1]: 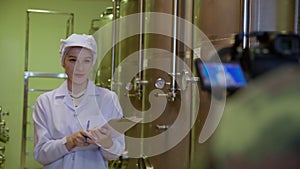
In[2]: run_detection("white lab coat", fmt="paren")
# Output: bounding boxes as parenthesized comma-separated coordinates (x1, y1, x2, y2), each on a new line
(33, 80, 125, 169)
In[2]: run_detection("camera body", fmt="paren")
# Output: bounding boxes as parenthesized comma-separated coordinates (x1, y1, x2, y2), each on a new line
(195, 32, 300, 91)
(233, 32, 300, 78)
(194, 60, 247, 91)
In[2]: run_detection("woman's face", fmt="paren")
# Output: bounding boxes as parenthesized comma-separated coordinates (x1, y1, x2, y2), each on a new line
(63, 47, 93, 86)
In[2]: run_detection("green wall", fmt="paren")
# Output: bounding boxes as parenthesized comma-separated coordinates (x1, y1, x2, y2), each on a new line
(0, 0, 112, 168)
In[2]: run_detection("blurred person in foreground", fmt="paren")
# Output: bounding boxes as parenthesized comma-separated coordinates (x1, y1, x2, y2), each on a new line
(211, 65, 300, 169)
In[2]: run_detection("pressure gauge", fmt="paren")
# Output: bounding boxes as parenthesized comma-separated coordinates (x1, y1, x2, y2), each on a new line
(155, 78, 166, 89)
(125, 83, 133, 91)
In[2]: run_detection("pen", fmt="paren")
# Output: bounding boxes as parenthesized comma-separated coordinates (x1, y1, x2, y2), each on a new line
(84, 120, 90, 143)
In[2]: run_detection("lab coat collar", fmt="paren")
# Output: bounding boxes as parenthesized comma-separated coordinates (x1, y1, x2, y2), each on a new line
(85, 80, 101, 97)
(55, 80, 69, 98)
(54, 80, 100, 111)
(55, 80, 100, 97)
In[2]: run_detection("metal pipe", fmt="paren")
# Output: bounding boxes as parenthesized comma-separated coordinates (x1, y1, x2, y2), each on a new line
(27, 9, 73, 15)
(24, 72, 67, 78)
(138, 0, 144, 79)
(28, 88, 54, 92)
(111, 0, 118, 85)
(257, 0, 261, 32)
(138, 0, 145, 99)
(295, 0, 299, 34)
(242, 0, 251, 48)
(66, 14, 74, 38)
(21, 75, 28, 169)
(171, 0, 179, 100)
(25, 11, 30, 71)
(180, 9, 195, 169)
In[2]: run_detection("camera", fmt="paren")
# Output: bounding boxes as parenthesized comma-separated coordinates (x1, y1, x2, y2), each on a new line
(195, 31, 300, 91)
(195, 59, 247, 91)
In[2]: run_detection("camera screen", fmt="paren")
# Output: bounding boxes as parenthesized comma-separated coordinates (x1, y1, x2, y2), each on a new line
(196, 62, 247, 89)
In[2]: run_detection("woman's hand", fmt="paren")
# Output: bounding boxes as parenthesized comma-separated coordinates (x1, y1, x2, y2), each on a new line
(65, 130, 90, 151)
(87, 127, 113, 149)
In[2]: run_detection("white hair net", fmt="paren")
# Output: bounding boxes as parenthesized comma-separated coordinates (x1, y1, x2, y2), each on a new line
(59, 34, 98, 66)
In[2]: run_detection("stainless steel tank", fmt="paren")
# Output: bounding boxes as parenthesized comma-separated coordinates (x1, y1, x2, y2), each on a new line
(94, 0, 240, 169)
(93, 0, 298, 169)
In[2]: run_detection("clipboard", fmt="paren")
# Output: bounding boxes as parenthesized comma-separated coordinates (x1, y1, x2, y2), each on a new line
(103, 116, 142, 135)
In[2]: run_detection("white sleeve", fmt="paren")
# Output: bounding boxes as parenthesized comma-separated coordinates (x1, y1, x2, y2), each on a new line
(101, 134, 125, 160)
(33, 95, 69, 165)
(101, 92, 126, 160)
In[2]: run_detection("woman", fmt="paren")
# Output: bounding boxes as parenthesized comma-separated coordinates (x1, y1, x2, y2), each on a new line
(33, 34, 125, 169)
